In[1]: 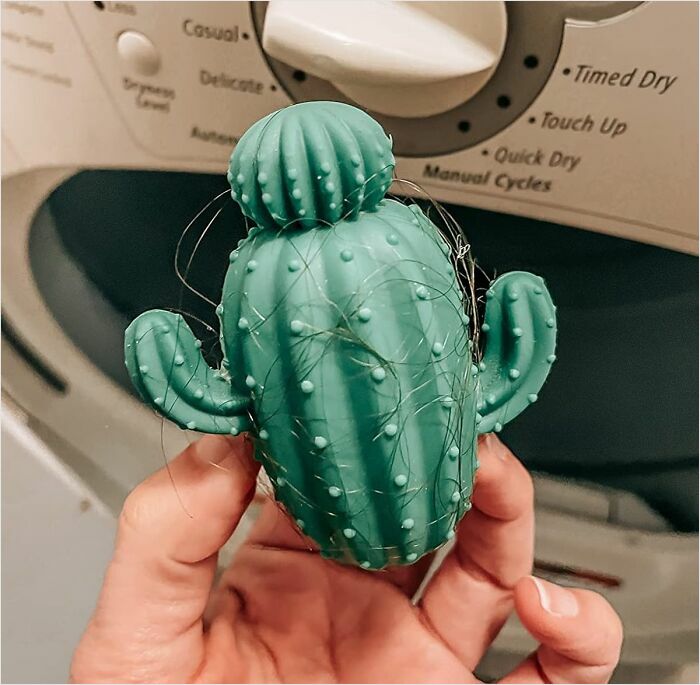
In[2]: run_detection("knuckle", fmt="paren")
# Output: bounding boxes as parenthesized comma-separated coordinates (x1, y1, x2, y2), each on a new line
(497, 438, 535, 509)
(505, 459, 534, 518)
(119, 479, 164, 537)
(518, 464, 535, 504)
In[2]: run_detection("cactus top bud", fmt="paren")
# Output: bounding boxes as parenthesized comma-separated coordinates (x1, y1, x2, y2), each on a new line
(228, 101, 395, 231)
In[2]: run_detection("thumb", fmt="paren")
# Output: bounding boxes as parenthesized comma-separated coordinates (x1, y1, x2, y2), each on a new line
(500, 576, 623, 684)
(71, 435, 259, 683)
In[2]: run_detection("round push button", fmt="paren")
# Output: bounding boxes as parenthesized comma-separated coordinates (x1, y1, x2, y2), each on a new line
(117, 31, 160, 76)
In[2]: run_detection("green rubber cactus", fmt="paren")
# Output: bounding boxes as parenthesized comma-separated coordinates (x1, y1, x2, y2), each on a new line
(124, 101, 557, 570)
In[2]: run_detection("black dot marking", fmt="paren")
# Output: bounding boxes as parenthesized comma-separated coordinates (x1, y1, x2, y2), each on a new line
(270, 84, 278, 91)
(93, 0, 104, 8)
(563, 67, 571, 76)
(293, 70, 307, 82)
(481, 149, 489, 156)
(242, 32, 250, 40)
(457, 120, 470, 133)
(528, 116, 536, 124)
(497, 95, 511, 109)
(524, 55, 539, 69)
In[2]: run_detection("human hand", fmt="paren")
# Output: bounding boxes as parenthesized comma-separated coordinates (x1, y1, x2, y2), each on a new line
(71, 434, 622, 684)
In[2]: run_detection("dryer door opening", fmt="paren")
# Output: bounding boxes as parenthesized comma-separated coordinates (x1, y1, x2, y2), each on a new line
(19, 168, 700, 533)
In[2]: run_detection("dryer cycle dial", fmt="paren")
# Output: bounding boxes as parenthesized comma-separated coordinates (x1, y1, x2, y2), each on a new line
(262, 1, 507, 118)
(253, 2, 642, 156)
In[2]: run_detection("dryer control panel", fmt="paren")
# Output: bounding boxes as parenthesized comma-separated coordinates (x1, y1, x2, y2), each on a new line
(1, 1, 697, 253)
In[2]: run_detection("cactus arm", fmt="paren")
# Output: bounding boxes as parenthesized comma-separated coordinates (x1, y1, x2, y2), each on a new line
(476, 272, 557, 434)
(124, 310, 253, 435)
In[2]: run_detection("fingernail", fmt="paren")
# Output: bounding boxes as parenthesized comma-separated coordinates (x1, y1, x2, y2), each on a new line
(483, 433, 509, 461)
(531, 576, 579, 617)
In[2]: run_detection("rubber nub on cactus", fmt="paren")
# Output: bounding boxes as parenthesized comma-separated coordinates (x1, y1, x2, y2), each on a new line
(227, 101, 395, 231)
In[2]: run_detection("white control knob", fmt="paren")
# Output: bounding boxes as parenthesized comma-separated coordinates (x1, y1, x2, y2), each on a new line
(263, 1, 507, 118)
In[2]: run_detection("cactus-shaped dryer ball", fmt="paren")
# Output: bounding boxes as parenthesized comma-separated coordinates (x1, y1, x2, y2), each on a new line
(124, 102, 557, 570)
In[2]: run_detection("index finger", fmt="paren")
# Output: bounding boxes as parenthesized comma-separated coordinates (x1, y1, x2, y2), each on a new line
(418, 433, 535, 669)
(71, 435, 259, 683)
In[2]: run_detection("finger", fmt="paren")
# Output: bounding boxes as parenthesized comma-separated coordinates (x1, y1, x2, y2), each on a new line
(500, 576, 623, 684)
(71, 435, 259, 683)
(243, 499, 433, 595)
(419, 434, 534, 668)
